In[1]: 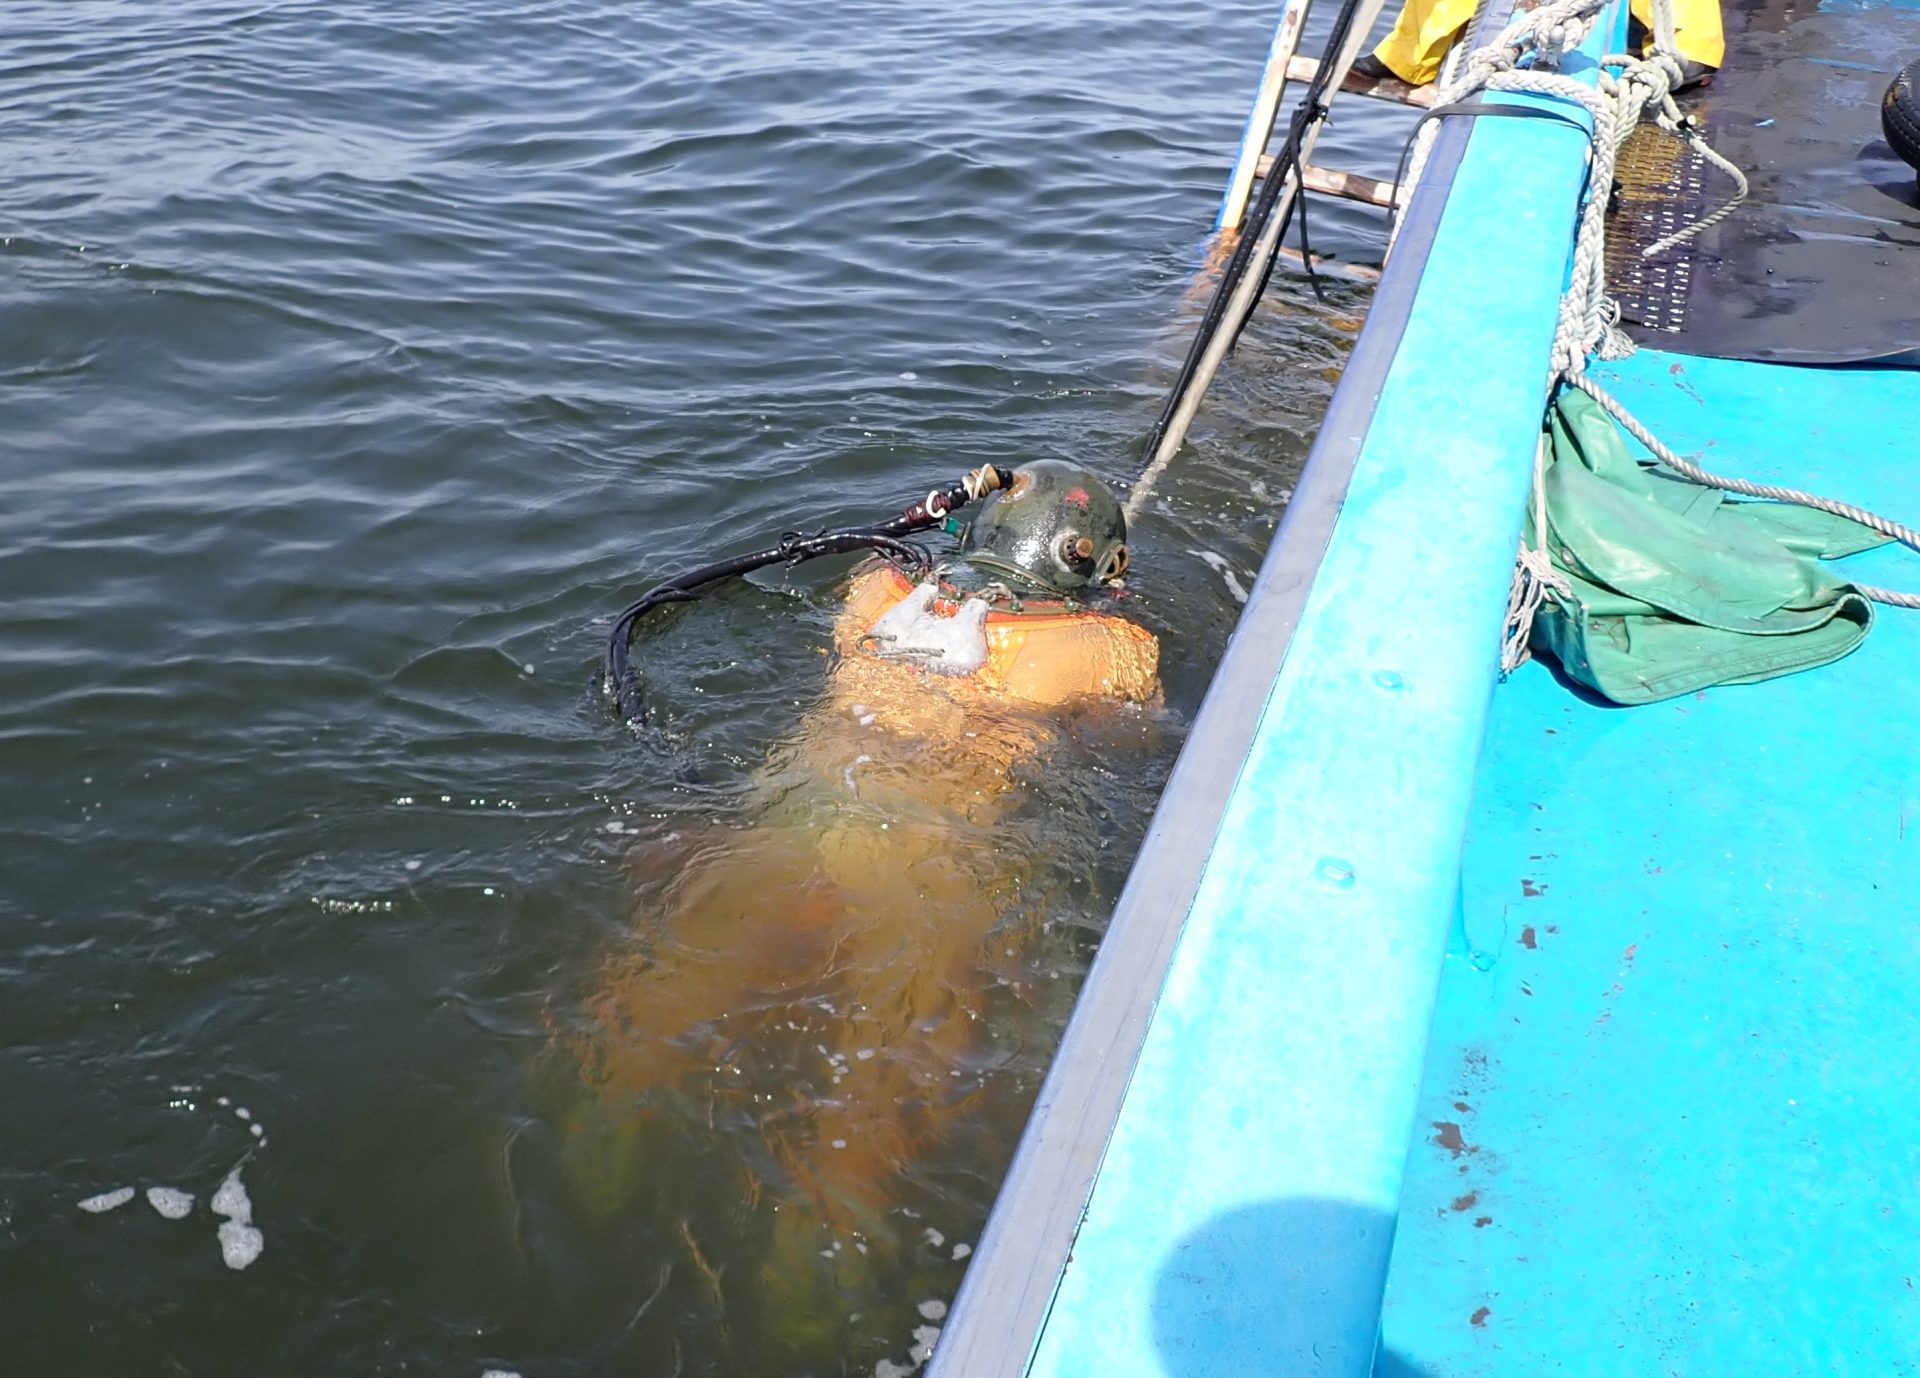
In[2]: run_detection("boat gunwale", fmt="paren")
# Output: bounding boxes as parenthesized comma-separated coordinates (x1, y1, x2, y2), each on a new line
(925, 74, 1483, 1378)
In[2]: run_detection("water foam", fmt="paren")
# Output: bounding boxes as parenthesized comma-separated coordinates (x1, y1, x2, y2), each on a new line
(211, 1164, 264, 1270)
(1190, 548, 1251, 604)
(146, 1187, 194, 1219)
(910, 1325, 941, 1363)
(77, 1187, 134, 1213)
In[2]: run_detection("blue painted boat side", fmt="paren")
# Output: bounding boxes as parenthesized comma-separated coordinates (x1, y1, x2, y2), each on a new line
(1379, 348, 1920, 1376)
(926, 91, 1487, 1378)
(1016, 27, 1622, 1378)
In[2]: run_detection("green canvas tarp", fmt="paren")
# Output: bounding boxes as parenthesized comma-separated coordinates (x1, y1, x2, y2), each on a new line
(1527, 389, 1890, 705)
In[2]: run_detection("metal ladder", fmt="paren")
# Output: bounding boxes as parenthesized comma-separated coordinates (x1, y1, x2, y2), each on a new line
(1218, 0, 1439, 235)
(1134, 0, 1454, 488)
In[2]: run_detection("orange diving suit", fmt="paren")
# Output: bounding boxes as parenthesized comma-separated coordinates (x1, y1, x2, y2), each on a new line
(567, 461, 1160, 1350)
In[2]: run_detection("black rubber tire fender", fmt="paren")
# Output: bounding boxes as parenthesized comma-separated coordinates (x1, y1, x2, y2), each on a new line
(1882, 59, 1920, 172)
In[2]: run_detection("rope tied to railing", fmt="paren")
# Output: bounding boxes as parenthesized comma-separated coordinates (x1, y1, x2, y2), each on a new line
(1447, 0, 1920, 668)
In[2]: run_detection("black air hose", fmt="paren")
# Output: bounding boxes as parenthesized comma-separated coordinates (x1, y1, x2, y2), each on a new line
(602, 466, 1012, 724)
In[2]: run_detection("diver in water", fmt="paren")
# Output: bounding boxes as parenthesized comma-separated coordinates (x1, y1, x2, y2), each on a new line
(567, 461, 1158, 1354)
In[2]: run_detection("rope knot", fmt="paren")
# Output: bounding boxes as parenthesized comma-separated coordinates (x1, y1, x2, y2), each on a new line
(961, 464, 1002, 503)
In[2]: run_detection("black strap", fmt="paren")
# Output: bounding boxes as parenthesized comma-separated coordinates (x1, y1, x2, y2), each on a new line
(1419, 98, 1593, 129)
(1390, 97, 1593, 222)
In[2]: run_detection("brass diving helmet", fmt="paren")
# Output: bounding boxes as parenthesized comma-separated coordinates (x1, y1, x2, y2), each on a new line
(957, 460, 1130, 596)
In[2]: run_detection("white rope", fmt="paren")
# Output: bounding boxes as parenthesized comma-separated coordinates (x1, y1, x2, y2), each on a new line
(962, 465, 1002, 503)
(1500, 435, 1574, 670)
(1638, 125, 1747, 257)
(1564, 372, 1920, 608)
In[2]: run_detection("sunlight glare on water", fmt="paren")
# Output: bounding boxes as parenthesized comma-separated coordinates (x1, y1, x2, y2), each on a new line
(0, 0, 1412, 1371)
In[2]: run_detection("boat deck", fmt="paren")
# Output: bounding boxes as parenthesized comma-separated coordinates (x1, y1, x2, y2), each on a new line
(1381, 349, 1920, 1374)
(1610, 0, 1920, 363)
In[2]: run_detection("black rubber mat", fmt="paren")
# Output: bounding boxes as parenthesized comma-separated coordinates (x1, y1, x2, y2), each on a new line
(1608, 0, 1920, 363)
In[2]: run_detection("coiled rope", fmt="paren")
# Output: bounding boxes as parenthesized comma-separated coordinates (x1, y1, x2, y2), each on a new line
(1459, 0, 1920, 669)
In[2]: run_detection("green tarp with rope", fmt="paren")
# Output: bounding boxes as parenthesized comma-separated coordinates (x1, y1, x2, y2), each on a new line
(1523, 388, 1890, 704)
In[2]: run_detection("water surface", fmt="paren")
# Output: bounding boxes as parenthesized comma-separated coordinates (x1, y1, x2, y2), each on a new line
(0, 1, 1407, 1371)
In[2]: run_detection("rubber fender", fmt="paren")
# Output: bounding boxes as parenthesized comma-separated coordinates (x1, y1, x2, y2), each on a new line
(1882, 59, 1920, 174)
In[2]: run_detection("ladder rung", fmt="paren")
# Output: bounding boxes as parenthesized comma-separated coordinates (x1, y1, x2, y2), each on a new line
(1285, 55, 1441, 108)
(1255, 157, 1399, 209)
(1275, 246, 1382, 284)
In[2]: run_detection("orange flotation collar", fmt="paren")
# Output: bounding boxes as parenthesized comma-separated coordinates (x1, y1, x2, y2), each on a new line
(837, 564, 1159, 708)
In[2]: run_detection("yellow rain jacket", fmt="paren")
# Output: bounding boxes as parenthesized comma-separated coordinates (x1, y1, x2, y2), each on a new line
(1372, 0, 1724, 86)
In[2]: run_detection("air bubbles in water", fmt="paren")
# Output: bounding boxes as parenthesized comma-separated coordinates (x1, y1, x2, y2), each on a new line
(77, 1187, 134, 1214)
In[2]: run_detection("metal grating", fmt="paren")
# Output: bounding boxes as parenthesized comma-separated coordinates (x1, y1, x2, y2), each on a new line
(1605, 124, 1714, 335)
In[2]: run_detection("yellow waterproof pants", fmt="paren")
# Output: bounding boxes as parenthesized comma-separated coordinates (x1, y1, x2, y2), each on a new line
(1371, 0, 1724, 85)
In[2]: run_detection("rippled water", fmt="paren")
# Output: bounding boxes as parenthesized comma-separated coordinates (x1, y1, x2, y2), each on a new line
(0, 1, 1409, 1372)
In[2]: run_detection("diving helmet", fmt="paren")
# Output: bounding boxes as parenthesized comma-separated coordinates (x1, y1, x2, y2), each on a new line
(958, 460, 1130, 595)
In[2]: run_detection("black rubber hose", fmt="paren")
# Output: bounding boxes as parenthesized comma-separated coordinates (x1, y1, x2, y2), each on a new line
(859, 466, 1014, 537)
(603, 530, 932, 724)
(601, 466, 1013, 724)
